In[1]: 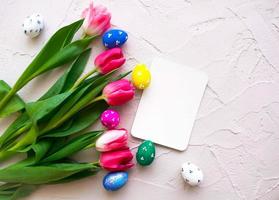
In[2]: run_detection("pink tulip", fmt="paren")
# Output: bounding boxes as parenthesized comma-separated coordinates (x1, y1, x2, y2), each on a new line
(82, 2, 111, 36)
(103, 79, 135, 106)
(96, 129, 128, 152)
(100, 149, 134, 171)
(94, 48, 125, 74)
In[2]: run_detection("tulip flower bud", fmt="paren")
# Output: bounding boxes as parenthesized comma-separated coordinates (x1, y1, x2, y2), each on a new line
(94, 48, 125, 74)
(96, 129, 128, 152)
(100, 149, 134, 171)
(103, 79, 135, 106)
(82, 3, 111, 36)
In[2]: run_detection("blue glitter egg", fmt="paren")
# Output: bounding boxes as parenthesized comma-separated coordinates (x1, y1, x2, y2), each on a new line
(102, 29, 128, 49)
(103, 171, 128, 191)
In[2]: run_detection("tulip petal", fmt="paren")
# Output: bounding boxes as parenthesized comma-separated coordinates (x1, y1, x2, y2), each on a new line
(101, 58, 126, 74)
(100, 149, 134, 171)
(96, 129, 128, 152)
(103, 79, 135, 106)
(94, 48, 124, 74)
(106, 90, 134, 106)
(81, 2, 111, 36)
(95, 48, 123, 66)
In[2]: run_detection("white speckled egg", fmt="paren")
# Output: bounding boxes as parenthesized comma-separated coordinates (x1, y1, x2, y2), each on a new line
(181, 162, 203, 186)
(22, 13, 44, 38)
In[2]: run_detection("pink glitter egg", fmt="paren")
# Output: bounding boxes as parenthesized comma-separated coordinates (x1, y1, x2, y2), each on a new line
(101, 109, 120, 129)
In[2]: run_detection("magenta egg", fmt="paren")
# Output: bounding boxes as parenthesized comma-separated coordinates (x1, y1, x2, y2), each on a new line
(101, 109, 120, 129)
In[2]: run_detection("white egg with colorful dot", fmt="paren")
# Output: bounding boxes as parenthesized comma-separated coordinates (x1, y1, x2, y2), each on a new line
(22, 13, 44, 38)
(181, 162, 203, 186)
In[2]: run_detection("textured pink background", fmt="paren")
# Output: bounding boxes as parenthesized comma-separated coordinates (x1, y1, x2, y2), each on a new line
(0, 0, 279, 199)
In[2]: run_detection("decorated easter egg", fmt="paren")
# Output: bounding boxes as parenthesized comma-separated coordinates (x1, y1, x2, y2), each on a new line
(136, 140, 155, 166)
(101, 109, 120, 129)
(22, 13, 44, 38)
(102, 29, 128, 49)
(132, 64, 151, 90)
(181, 162, 203, 186)
(103, 171, 128, 191)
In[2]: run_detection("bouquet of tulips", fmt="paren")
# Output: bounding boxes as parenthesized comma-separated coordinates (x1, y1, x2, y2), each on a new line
(0, 2, 136, 199)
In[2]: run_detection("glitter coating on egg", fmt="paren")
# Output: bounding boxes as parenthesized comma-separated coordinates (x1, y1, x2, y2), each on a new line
(103, 171, 128, 191)
(101, 109, 120, 129)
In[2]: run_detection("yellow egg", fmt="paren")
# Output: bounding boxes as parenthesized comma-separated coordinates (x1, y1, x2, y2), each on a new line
(132, 64, 151, 89)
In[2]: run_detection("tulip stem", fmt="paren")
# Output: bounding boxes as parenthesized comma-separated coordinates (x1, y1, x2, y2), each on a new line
(130, 144, 140, 150)
(0, 88, 17, 114)
(92, 161, 100, 167)
(81, 32, 87, 39)
(86, 95, 104, 107)
(41, 95, 104, 134)
(85, 143, 96, 149)
(82, 33, 98, 39)
(72, 68, 97, 89)
(0, 150, 17, 161)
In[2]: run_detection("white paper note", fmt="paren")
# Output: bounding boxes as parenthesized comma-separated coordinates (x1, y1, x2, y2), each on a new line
(131, 57, 208, 151)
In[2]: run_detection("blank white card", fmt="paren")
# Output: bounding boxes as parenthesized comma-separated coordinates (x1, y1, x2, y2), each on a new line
(131, 57, 208, 151)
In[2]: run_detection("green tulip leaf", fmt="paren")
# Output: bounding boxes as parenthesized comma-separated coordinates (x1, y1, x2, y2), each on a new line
(41, 70, 116, 134)
(50, 170, 99, 184)
(0, 184, 37, 200)
(30, 140, 53, 163)
(0, 113, 31, 148)
(42, 130, 102, 163)
(0, 162, 98, 184)
(40, 48, 91, 100)
(7, 126, 38, 152)
(0, 19, 85, 116)
(24, 36, 95, 86)
(9, 185, 37, 200)
(12, 19, 84, 92)
(43, 101, 108, 138)
(6, 92, 73, 152)
(0, 81, 25, 118)
(0, 183, 21, 191)
(25, 92, 72, 123)
(0, 49, 91, 148)
(41, 69, 131, 136)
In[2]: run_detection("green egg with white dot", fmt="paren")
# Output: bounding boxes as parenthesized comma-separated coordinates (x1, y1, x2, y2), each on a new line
(136, 140, 156, 166)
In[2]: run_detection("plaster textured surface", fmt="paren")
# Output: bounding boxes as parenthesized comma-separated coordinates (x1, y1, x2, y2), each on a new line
(0, 0, 279, 199)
